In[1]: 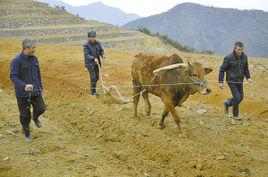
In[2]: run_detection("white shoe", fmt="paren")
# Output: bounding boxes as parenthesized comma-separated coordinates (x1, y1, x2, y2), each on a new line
(25, 135, 32, 142)
(233, 116, 242, 120)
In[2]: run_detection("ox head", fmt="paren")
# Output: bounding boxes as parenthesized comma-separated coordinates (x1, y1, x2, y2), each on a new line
(153, 61, 213, 95)
(186, 62, 213, 95)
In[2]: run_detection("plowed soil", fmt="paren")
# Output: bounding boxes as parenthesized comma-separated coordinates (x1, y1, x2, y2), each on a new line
(0, 39, 267, 177)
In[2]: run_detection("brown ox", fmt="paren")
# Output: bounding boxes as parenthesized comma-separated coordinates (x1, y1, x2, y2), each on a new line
(131, 53, 213, 133)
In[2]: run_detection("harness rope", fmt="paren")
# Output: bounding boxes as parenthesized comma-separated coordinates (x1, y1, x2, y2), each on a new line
(96, 62, 131, 103)
(95, 62, 255, 104)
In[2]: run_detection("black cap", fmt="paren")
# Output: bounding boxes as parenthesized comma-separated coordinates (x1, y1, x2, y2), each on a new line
(88, 31, 97, 38)
(234, 41, 244, 48)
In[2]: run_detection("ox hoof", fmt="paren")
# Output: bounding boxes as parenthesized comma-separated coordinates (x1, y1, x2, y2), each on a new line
(131, 115, 140, 120)
(131, 115, 137, 119)
(178, 133, 186, 139)
(146, 111, 151, 117)
(158, 124, 166, 129)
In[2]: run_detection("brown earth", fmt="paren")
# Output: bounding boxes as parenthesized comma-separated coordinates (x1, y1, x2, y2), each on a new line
(0, 39, 267, 177)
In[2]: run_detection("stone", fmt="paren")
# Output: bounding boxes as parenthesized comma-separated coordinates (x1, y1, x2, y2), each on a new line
(196, 109, 207, 115)
(144, 172, 150, 177)
(199, 120, 205, 126)
(230, 119, 236, 125)
(216, 155, 225, 160)
(2, 157, 9, 161)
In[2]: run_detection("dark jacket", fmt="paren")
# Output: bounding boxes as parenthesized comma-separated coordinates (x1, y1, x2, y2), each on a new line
(83, 41, 104, 69)
(219, 51, 250, 83)
(10, 52, 43, 98)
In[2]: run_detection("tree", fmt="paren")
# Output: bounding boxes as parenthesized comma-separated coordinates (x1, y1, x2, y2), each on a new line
(61, 6, 66, 11)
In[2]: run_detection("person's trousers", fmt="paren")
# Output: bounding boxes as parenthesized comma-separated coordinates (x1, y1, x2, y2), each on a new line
(227, 83, 244, 117)
(16, 95, 46, 136)
(88, 64, 100, 95)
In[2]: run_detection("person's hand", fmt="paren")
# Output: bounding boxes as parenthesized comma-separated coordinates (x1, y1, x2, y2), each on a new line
(219, 83, 224, 89)
(25, 84, 33, 92)
(94, 58, 99, 64)
(103, 55, 106, 59)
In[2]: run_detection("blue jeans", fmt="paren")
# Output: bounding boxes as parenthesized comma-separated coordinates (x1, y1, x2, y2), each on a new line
(227, 83, 244, 117)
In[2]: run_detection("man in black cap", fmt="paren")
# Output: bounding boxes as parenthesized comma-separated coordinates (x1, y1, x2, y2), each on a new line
(219, 41, 251, 119)
(83, 31, 106, 96)
(10, 39, 45, 142)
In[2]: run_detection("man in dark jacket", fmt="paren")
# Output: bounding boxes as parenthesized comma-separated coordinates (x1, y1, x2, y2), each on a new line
(219, 42, 251, 119)
(83, 31, 106, 96)
(10, 39, 46, 142)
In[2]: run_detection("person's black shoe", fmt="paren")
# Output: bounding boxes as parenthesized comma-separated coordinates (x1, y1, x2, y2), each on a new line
(34, 119, 42, 128)
(224, 100, 229, 115)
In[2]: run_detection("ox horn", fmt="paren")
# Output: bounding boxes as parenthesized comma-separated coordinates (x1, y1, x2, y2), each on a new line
(153, 63, 187, 74)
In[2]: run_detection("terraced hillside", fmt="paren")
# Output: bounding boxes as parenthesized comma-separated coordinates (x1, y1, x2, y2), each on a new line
(0, 0, 175, 52)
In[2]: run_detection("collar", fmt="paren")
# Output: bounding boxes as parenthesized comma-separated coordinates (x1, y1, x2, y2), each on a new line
(88, 40, 97, 45)
(233, 51, 244, 59)
(21, 51, 35, 60)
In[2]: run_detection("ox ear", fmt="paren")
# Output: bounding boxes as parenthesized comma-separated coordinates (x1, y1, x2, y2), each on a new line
(188, 61, 191, 67)
(185, 61, 192, 75)
(184, 65, 190, 75)
(204, 67, 213, 74)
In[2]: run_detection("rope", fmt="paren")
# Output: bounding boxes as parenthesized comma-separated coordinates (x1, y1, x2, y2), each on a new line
(96, 61, 131, 103)
(17, 81, 256, 92)
(96, 62, 109, 93)
(250, 83, 254, 100)
(125, 73, 158, 103)
(26, 91, 32, 109)
(6, 61, 258, 104)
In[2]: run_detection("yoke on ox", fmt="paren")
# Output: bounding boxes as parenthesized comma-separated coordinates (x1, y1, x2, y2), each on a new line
(131, 53, 213, 133)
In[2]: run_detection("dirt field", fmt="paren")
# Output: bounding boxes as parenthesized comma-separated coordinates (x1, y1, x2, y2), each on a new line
(0, 39, 267, 177)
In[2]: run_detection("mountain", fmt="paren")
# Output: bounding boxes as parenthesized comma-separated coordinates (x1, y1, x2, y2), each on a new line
(124, 3, 268, 58)
(38, 0, 141, 26)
